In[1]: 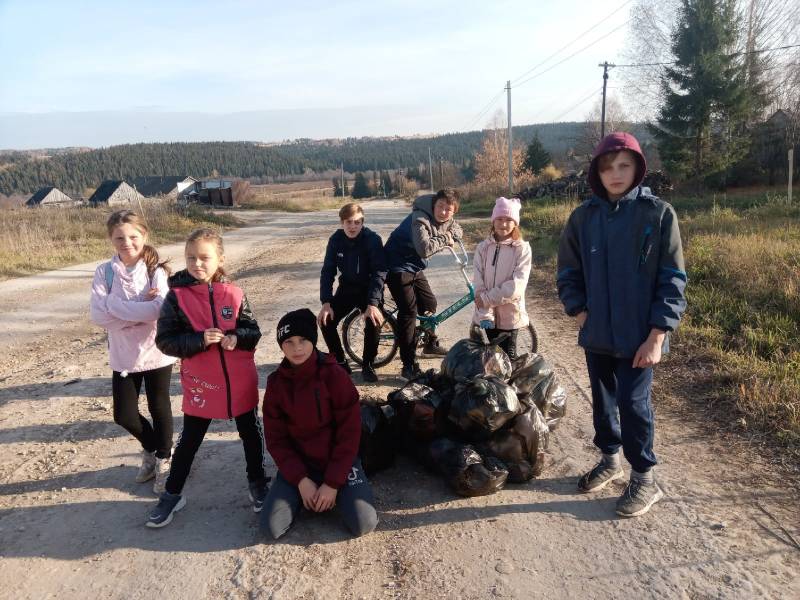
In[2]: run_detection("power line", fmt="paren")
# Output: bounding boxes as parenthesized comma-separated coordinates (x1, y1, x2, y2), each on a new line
(515, 19, 632, 89)
(613, 42, 800, 68)
(510, 0, 634, 85)
(464, 88, 506, 131)
(548, 86, 603, 123)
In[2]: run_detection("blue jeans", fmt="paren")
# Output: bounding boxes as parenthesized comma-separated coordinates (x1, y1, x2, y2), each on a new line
(260, 458, 378, 539)
(585, 351, 656, 473)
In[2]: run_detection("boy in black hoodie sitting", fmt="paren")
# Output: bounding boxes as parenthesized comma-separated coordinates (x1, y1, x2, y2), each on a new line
(318, 203, 387, 382)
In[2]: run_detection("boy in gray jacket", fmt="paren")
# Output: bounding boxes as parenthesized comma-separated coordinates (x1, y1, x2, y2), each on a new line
(557, 132, 687, 517)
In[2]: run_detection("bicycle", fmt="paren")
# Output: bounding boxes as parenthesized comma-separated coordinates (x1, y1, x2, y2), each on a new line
(341, 240, 538, 367)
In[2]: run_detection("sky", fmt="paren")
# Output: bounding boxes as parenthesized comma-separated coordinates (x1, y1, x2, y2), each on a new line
(0, 0, 634, 148)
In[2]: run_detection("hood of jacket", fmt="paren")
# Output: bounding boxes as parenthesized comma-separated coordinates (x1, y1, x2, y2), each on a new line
(587, 132, 647, 200)
(168, 268, 228, 289)
(412, 193, 437, 220)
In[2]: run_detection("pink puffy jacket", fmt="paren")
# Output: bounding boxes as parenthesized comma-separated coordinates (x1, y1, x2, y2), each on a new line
(472, 235, 532, 330)
(89, 256, 176, 374)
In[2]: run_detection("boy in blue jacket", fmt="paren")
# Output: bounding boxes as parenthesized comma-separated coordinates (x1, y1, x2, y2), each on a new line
(557, 132, 687, 517)
(318, 203, 387, 382)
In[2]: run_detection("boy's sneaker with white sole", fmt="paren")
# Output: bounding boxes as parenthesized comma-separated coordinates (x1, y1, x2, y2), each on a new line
(152, 456, 171, 495)
(577, 460, 625, 492)
(135, 450, 157, 483)
(615, 479, 664, 517)
(248, 479, 269, 513)
(146, 491, 186, 528)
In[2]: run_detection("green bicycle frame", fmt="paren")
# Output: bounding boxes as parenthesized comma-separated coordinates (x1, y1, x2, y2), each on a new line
(417, 241, 474, 332)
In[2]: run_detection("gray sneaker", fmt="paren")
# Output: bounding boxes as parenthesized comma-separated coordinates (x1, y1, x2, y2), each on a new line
(615, 479, 664, 518)
(146, 491, 186, 528)
(135, 450, 156, 483)
(577, 461, 625, 492)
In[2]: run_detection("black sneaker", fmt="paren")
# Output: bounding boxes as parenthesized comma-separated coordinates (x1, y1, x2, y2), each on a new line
(337, 360, 353, 374)
(616, 478, 664, 518)
(362, 363, 378, 382)
(422, 337, 448, 357)
(400, 362, 422, 381)
(577, 460, 625, 493)
(146, 491, 186, 528)
(248, 479, 269, 513)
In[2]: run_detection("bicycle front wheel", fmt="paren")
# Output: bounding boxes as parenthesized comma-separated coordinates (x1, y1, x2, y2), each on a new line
(342, 310, 399, 368)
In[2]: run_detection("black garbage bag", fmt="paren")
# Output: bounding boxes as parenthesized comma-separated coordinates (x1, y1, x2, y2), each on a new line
(542, 384, 567, 431)
(440, 338, 512, 383)
(427, 438, 508, 497)
(509, 353, 553, 397)
(510, 353, 567, 431)
(388, 382, 450, 443)
(358, 404, 396, 476)
(486, 404, 550, 482)
(449, 376, 520, 440)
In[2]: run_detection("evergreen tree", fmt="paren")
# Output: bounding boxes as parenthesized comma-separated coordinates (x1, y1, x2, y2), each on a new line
(351, 172, 371, 199)
(523, 134, 551, 175)
(332, 177, 343, 197)
(380, 170, 393, 196)
(651, 0, 753, 181)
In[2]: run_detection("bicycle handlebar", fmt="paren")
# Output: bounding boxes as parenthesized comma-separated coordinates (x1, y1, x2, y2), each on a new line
(443, 237, 469, 267)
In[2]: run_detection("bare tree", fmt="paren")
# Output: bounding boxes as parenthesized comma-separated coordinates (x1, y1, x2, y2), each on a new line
(575, 95, 632, 158)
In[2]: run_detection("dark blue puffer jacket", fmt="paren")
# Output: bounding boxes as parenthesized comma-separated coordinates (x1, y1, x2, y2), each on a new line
(557, 186, 687, 358)
(319, 227, 387, 307)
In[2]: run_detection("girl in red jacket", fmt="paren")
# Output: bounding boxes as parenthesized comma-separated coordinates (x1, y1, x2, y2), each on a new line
(261, 308, 378, 538)
(146, 228, 268, 528)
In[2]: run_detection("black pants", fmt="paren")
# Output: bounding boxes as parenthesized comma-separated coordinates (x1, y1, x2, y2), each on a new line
(112, 365, 174, 459)
(320, 286, 379, 364)
(387, 271, 437, 366)
(165, 408, 267, 495)
(486, 328, 520, 360)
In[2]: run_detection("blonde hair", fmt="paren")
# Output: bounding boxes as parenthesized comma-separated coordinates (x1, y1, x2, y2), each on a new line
(185, 228, 227, 281)
(106, 210, 171, 276)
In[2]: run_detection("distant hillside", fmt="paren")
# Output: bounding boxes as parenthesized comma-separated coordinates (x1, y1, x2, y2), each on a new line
(0, 123, 651, 196)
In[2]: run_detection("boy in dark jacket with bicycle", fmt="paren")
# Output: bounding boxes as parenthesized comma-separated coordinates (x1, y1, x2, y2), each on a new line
(384, 188, 463, 380)
(318, 203, 387, 382)
(557, 132, 687, 518)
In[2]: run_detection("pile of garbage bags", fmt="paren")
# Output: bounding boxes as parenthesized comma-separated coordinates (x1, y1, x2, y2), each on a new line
(359, 335, 567, 497)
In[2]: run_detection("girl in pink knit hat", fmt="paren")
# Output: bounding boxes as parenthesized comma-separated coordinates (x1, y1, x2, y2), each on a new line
(471, 196, 532, 359)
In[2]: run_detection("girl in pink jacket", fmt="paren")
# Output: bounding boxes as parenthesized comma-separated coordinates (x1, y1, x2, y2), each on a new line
(89, 210, 176, 494)
(472, 197, 532, 359)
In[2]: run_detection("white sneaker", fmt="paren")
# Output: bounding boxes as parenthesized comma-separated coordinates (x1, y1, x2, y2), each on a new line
(153, 456, 171, 495)
(135, 450, 157, 483)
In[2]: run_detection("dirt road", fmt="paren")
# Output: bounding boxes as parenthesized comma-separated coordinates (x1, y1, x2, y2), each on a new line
(1, 201, 797, 599)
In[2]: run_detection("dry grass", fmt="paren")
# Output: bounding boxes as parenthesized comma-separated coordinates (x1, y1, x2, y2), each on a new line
(240, 182, 347, 212)
(0, 201, 242, 280)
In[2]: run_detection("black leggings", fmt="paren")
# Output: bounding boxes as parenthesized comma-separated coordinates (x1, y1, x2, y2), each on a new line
(165, 409, 267, 495)
(320, 285, 380, 364)
(112, 365, 174, 458)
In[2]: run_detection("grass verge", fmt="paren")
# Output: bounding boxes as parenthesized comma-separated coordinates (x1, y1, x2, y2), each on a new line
(0, 201, 243, 280)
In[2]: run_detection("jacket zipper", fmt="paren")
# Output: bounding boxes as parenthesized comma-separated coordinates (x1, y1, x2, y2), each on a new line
(639, 226, 653, 267)
(208, 283, 233, 419)
(492, 243, 501, 287)
(315, 388, 322, 422)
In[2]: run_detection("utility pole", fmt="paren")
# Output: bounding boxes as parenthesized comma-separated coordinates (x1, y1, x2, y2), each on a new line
(428, 147, 434, 191)
(340, 163, 345, 198)
(598, 61, 614, 139)
(439, 157, 444, 188)
(506, 80, 513, 195)
(790, 148, 795, 204)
